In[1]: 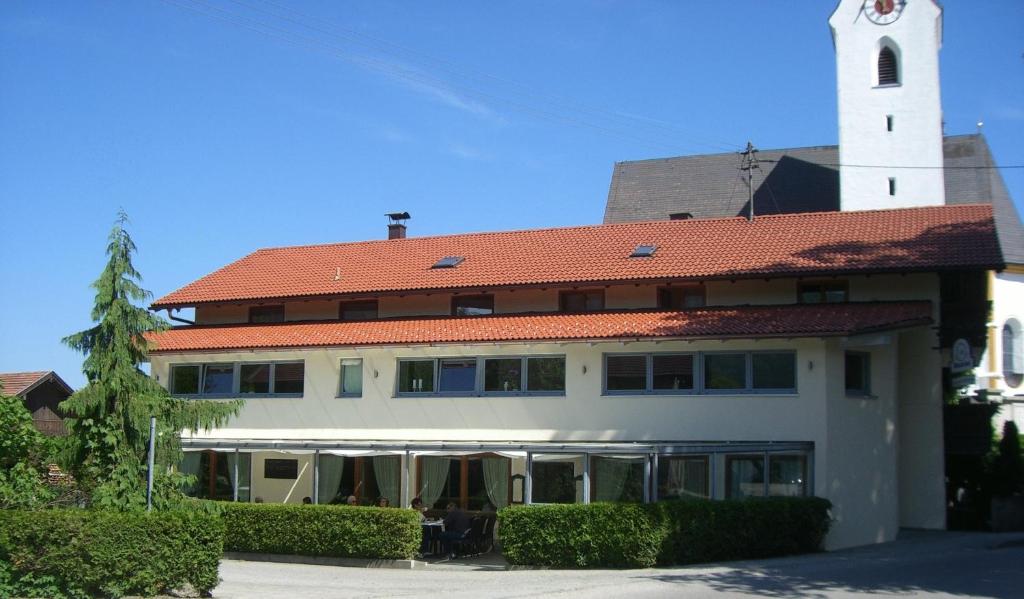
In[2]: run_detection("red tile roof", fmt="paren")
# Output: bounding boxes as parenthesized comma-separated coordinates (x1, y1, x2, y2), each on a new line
(146, 302, 932, 353)
(152, 205, 1001, 309)
(0, 371, 73, 397)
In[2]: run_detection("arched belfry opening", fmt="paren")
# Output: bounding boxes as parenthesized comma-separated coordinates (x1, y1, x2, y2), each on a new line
(877, 40, 900, 86)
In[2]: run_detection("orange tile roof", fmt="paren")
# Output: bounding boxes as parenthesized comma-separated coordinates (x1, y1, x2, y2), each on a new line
(146, 302, 932, 353)
(151, 205, 1001, 309)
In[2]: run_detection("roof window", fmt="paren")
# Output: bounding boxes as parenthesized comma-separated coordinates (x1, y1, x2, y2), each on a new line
(630, 244, 657, 258)
(431, 256, 464, 269)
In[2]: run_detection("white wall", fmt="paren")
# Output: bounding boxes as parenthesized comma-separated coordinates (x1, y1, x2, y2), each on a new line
(830, 0, 945, 210)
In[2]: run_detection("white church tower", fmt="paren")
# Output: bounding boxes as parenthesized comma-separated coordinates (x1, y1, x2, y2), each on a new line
(830, 0, 945, 211)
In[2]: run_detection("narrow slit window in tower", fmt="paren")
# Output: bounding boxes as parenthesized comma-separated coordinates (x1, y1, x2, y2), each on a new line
(888, 178, 897, 196)
(886, 115, 894, 132)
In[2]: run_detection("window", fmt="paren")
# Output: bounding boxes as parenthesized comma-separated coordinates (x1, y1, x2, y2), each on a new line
(264, 458, 298, 479)
(339, 300, 378, 321)
(169, 361, 304, 397)
(658, 285, 706, 309)
(845, 351, 871, 396)
(630, 244, 657, 258)
(591, 456, 645, 502)
(339, 359, 363, 396)
(727, 454, 808, 498)
(432, 256, 464, 269)
(878, 45, 898, 85)
(451, 294, 494, 316)
(658, 456, 709, 500)
(604, 352, 795, 395)
(249, 305, 284, 323)
(560, 289, 605, 313)
(438, 359, 477, 392)
(531, 460, 577, 504)
(886, 114, 894, 132)
(182, 451, 251, 501)
(398, 356, 566, 396)
(398, 360, 435, 393)
(798, 280, 848, 304)
(889, 177, 897, 196)
(1003, 319, 1023, 388)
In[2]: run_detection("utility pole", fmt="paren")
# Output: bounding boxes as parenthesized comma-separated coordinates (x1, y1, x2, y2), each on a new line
(739, 141, 760, 221)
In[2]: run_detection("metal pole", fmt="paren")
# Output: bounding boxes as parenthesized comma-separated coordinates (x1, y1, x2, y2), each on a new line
(401, 451, 411, 508)
(582, 453, 590, 504)
(642, 455, 652, 503)
(524, 452, 533, 505)
(650, 453, 659, 503)
(233, 448, 240, 502)
(146, 416, 156, 511)
(313, 450, 320, 504)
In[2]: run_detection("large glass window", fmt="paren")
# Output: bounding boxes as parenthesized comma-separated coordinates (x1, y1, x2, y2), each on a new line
(658, 285, 706, 309)
(1003, 319, 1023, 389)
(170, 365, 200, 395)
(606, 355, 647, 391)
(249, 305, 285, 323)
(339, 359, 363, 396)
(798, 281, 848, 304)
(591, 456, 645, 503)
(704, 354, 747, 390)
(658, 456, 709, 500)
(451, 295, 494, 316)
(183, 451, 251, 502)
(273, 363, 304, 394)
(171, 362, 304, 397)
(202, 364, 234, 394)
(752, 353, 796, 390)
(769, 455, 807, 497)
(560, 290, 605, 313)
(726, 455, 765, 499)
(532, 459, 577, 504)
(339, 300, 378, 321)
(439, 359, 477, 392)
(398, 360, 435, 393)
(398, 356, 566, 395)
(239, 364, 270, 394)
(652, 354, 695, 391)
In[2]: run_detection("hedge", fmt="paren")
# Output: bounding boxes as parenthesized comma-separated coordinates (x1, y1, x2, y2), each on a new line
(218, 503, 421, 560)
(499, 497, 832, 568)
(0, 509, 223, 598)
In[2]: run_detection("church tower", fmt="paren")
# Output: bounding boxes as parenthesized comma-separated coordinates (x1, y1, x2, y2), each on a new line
(829, 0, 945, 211)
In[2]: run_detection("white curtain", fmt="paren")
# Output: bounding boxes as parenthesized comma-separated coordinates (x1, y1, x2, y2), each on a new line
(594, 457, 631, 502)
(226, 452, 240, 497)
(373, 456, 401, 504)
(179, 452, 202, 496)
(419, 456, 451, 509)
(666, 459, 686, 498)
(482, 457, 509, 509)
(317, 454, 345, 504)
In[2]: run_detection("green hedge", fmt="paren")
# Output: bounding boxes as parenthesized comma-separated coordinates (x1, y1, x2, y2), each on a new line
(218, 503, 420, 560)
(0, 509, 223, 598)
(499, 497, 832, 568)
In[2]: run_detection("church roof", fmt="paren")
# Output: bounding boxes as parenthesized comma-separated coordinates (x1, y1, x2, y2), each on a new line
(604, 134, 1024, 265)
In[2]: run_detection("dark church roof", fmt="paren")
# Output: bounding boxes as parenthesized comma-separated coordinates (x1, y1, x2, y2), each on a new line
(604, 134, 1024, 265)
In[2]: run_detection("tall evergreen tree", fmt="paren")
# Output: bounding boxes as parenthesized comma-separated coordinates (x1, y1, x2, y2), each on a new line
(62, 212, 239, 509)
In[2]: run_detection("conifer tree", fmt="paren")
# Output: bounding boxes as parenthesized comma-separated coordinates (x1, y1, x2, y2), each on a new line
(62, 211, 239, 509)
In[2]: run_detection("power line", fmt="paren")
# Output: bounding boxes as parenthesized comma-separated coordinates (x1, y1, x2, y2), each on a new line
(759, 160, 1024, 170)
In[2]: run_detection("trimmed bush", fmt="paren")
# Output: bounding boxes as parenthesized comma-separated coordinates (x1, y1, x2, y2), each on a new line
(499, 503, 662, 568)
(499, 497, 831, 568)
(0, 508, 223, 598)
(219, 503, 420, 560)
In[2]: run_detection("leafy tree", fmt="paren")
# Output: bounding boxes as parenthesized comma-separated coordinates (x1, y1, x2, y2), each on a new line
(991, 421, 1023, 497)
(61, 212, 239, 510)
(0, 386, 55, 509)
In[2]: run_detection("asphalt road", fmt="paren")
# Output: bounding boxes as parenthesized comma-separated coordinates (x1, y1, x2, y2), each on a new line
(213, 531, 1024, 599)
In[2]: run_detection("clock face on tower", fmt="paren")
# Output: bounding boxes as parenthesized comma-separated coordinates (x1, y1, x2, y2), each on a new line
(864, 0, 906, 25)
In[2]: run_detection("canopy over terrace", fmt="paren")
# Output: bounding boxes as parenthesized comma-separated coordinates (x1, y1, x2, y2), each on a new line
(180, 438, 814, 507)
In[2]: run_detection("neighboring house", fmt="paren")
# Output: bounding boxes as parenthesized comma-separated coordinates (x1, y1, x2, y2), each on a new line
(0, 371, 72, 436)
(604, 1, 1024, 428)
(146, 205, 1002, 550)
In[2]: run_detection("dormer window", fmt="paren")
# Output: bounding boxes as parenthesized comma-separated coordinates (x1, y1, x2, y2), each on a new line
(878, 46, 898, 85)
(432, 256, 464, 269)
(249, 305, 284, 323)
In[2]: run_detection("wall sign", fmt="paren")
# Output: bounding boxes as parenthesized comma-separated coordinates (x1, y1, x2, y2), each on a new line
(951, 339, 973, 374)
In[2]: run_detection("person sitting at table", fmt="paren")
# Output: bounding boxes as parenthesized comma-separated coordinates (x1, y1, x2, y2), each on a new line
(411, 496, 426, 521)
(439, 502, 471, 559)
(378, 496, 390, 508)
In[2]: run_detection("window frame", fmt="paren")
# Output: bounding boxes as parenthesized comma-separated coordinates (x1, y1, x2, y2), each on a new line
(559, 289, 605, 313)
(337, 358, 364, 398)
(797, 280, 849, 304)
(248, 304, 285, 323)
(169, 360, 305, 398)
(338, 300, 379, 321)
(451, 294, 495, 316)
(844, 351, 873, 397)
(395, 355, 567, 397)
(602, 351, 797, 396)
(657, 285, 707, 309)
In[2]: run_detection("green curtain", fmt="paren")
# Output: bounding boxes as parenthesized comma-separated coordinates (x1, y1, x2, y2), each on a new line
(317, 455, 345, 504)
(179, 452, 202, 496)
(373, 456, 401, 505)
(419, 456, 451, 509)
(482, 457, 509, 509)
(594, 457, 631, 502)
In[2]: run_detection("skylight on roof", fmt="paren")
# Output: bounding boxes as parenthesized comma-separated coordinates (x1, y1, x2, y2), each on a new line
(431, 256, 465, 269)
(630, 244, 657, 258)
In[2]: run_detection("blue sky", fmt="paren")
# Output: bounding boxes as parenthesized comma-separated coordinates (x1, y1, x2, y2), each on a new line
(2, 1, 1022, 389)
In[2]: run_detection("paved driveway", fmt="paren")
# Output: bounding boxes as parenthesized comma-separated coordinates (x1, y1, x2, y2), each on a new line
(213, 531, 1024, 599)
